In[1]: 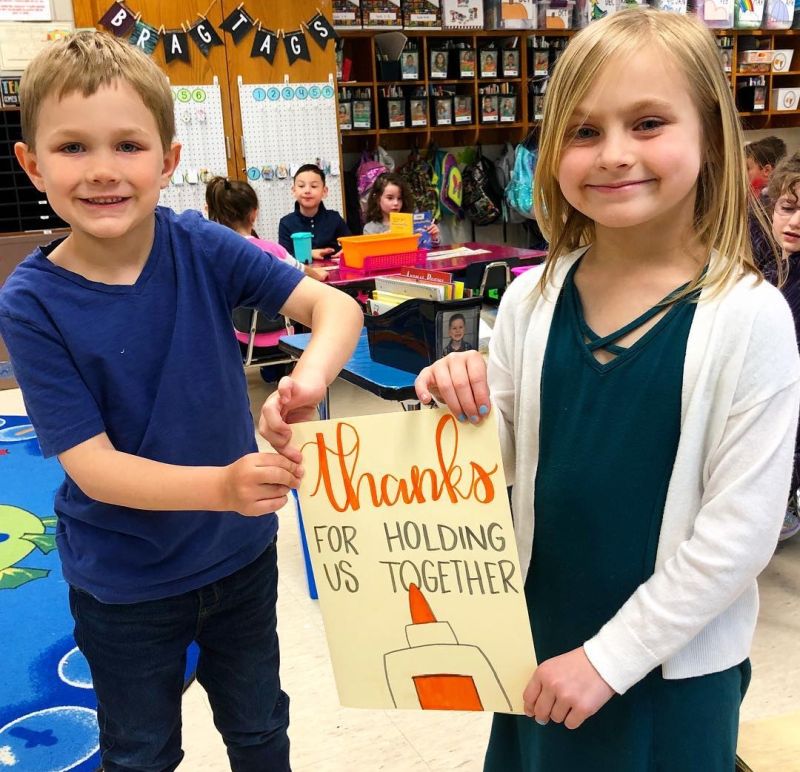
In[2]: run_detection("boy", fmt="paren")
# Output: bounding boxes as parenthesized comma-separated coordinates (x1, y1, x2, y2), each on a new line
(745, 135, 787, 197)
(0, 31, 363, 772)
(278, 164, 350, 261)
(442, 313, 473, 357)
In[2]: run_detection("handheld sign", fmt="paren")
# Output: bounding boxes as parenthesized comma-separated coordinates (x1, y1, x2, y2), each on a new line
(291, 408, 536, 713)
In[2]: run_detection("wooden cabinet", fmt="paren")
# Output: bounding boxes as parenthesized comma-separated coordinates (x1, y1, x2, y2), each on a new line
(336, 26, 800, 155)
(70, 0, 338, 181)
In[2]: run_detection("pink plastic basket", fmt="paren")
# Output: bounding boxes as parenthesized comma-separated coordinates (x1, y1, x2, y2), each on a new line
(350, 249, 428, 272)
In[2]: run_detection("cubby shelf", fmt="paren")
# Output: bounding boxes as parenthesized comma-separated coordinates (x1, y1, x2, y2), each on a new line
(336, 27, 800, 146)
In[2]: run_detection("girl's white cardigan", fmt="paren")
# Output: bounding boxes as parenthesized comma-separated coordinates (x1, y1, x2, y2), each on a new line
(489, 249, 800, 694)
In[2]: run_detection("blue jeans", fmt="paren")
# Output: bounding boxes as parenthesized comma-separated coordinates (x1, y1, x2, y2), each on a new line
(69, 542, 290, 772)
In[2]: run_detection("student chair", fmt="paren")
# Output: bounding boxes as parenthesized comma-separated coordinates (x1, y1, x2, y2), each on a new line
(232, 307, 297, 377)
(478, 261, 512, 298)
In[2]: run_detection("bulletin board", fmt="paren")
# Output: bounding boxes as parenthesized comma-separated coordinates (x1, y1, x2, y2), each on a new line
(238, 79, 343, 243)
(159, 82, 228, 215)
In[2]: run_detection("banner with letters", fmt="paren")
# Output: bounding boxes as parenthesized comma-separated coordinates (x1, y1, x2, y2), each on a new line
(292, 408, 536, 712)
(97, 1, 337, 65)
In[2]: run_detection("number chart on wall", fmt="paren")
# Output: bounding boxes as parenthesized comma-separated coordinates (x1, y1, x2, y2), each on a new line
(159, 84, 228, 215)
(238, 81, 343, 243)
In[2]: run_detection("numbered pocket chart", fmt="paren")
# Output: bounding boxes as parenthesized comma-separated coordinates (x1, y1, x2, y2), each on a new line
(160, 84, 228, 215)
(238, 82, 344, 243)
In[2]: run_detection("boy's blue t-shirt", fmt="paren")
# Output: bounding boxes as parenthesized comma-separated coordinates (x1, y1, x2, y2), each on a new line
(0, 207, 304, 603)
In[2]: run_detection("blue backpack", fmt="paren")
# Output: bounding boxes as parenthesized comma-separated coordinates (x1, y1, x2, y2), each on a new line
(504, 142, 537, 220)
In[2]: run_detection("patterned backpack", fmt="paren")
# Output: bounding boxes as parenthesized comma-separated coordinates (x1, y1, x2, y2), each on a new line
(399, 148, 439, 219)
(462, 149, 502, 226)
(433, 149, 463, 220)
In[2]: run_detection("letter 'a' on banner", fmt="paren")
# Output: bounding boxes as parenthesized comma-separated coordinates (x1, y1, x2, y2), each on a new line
(291, 409, 536, 712)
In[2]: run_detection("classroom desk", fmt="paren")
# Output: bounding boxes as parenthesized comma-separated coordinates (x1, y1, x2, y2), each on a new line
(279, 329, 419, 418)
(320, 242, 545, 291)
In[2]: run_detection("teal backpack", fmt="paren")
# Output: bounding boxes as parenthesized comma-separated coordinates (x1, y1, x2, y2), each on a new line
(504, 142, 537, 221)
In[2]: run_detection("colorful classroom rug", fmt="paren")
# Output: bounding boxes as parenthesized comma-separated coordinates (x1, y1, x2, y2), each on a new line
(0, 414, 198, 772)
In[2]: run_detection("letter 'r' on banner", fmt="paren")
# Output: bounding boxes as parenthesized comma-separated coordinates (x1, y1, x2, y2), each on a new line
(284, 29, 311, 65)
(220, 6, 254, 45)
(99, 1, 136, 36)
(128, 20, 159, 55)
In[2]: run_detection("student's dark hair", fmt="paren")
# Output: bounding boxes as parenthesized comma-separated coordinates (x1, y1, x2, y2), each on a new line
(766, 151, 800, 211)
(448, 313, 466, 327)
(365, 172, 415, 223)
(294, 163, 326, 184)
(205, 176, 259, 235)
(745, 136, 788, 169)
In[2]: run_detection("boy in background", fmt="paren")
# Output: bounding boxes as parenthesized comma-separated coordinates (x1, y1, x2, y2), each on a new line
(0, 31, 362, 772)
(278, 164, 350, 260)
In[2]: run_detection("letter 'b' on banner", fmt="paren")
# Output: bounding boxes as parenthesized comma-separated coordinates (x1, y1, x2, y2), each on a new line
(99, 1, 136, 36)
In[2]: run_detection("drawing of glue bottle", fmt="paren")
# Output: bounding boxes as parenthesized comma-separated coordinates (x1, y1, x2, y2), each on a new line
(383, 583, 512, 712)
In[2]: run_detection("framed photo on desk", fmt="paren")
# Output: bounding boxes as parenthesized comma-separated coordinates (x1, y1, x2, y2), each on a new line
(438, 307, 480, 359)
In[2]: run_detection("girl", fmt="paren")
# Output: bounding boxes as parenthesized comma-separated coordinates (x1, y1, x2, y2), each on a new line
(205, 176, 328, 281)
(766, 152, 800, 542)
(415, 8, 800, 771)
(362, 172, 440, 243)
(745, 135, 787, 197)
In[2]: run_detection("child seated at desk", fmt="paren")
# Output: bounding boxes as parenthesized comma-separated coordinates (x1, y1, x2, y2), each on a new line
(278, 164, 350, 261)
(206, 176, 327, 281)
(363, 172, 440, 243)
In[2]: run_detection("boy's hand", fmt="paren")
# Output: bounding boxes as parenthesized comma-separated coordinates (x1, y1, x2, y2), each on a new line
(222, 452, 304, 516)
(312, 247, 335, 261)
(415, 351, 490, 424)
(259, 373, 327, 461)
(523, 647, 615, 730)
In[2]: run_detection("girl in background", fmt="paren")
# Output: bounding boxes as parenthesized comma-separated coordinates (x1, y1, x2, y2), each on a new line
(205, 176, 328, 281)
(415, 8, 799, 770)
(362, 172, 440, 243)
(766, 152, 800, 542)
(745, 135, 787, 197)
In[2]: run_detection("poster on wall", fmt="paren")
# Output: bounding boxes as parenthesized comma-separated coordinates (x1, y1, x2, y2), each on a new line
(291, 409, 536, 712)
(0, 20, 72, 69)
(0, 0, 52, 22)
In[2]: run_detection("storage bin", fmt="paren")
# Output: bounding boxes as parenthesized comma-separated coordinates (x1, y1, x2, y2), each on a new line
(772, 49, 794, 71)
(764, 0, 793, 27)
(365, 297, 483, 373)
(772, 86, 800, 110)
(540, 0, 575, 30)
(338, 232, 422, 268)
(695, 0, 734, 28)
(734, 0, 765, 27)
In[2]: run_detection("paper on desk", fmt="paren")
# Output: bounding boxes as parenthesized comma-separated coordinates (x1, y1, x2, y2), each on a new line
(426, 247, 492, 260)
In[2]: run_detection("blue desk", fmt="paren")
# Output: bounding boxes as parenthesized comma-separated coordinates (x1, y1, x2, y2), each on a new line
(279, 329, 419, 414)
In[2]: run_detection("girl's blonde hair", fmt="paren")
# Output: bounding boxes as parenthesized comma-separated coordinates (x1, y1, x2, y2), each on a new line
(533, 7, 763, 298)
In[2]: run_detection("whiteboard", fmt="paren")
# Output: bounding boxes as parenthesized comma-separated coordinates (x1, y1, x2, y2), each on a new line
(159, 83, 228, 217)
(238, 80, 343, 244)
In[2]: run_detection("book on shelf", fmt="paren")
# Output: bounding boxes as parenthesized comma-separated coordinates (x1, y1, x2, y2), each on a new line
(374, 274, 448, 300)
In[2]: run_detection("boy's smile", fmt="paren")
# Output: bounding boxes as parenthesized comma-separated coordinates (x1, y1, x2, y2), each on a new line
(16, 80, 179, 269)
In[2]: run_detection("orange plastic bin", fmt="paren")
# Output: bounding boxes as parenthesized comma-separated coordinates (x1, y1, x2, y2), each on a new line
(338, 232, 421, 269)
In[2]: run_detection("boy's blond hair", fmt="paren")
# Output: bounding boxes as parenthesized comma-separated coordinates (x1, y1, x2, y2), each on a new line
(20, 30, 174, 152)
(533, 7, 762, 300)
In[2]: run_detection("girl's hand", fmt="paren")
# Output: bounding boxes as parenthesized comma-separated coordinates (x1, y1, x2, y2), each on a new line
(414, 350, 490, 424)
(523, 647, 615, 730)
(258, 374, 327, 462)
(427, 222, 441, 244)
(304, 264, 329, 281)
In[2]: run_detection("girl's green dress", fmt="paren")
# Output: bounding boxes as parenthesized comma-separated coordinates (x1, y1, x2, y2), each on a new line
(484, 261, 750, 772)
